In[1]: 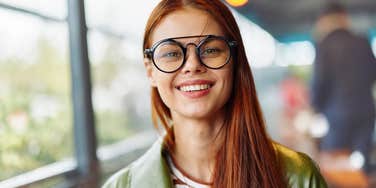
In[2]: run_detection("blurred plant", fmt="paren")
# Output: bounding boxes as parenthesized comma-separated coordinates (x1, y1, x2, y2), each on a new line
(0, 36, 137, 181)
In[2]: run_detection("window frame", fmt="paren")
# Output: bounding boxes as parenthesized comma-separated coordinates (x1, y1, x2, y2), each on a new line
(0, 1, 155, 187)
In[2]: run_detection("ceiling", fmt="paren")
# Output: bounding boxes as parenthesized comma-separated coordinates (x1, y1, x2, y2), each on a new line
(229, 0, 376, 42)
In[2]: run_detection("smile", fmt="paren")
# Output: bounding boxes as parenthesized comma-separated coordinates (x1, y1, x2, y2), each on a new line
(177, 84, 212, 92)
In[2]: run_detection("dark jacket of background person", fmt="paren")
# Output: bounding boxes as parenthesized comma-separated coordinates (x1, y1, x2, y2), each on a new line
(311, 28, 376, 121)
(311, 26, 376, 173)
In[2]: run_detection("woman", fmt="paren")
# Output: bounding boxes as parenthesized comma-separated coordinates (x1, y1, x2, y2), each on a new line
(103, 0, 327, 187)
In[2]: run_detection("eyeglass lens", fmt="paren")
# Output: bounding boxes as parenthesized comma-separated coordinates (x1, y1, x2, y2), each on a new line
(152, 37, 231, 73)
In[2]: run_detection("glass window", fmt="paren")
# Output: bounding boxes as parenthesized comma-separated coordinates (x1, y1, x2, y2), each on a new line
(88, 31, 152, 146)
(371, 36, 376, 56)
(0, 9, 72, 181)
(0, 0, 67, 20)
(85, 0, 160, 146)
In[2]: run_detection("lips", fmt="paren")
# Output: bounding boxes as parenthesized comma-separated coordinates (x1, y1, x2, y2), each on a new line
(176, 80, 214, 91)
(178, 84, 212, 92)
(175, 80, 214, 98)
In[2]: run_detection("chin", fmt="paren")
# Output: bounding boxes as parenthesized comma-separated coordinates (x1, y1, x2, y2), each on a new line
(179, 109, 216, 120)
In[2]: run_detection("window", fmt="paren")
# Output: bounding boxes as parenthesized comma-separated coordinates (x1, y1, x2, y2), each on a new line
(0, 1, 159, 186)
(0, 0, 66, 19)
(0, 6, 72, 181)
(85, 0, 159, 147)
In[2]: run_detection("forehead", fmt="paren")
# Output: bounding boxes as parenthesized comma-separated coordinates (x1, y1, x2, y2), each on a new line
(150, 7, 225, 44)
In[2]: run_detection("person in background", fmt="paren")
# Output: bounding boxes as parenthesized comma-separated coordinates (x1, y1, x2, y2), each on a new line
(311, 2, 376, 176)
(103, 0, 327, 187)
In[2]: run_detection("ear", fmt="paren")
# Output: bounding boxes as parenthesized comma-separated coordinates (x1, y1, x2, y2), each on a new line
(144, 58, 157, 87)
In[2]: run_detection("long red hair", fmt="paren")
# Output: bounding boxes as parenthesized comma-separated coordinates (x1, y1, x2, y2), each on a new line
(143, 0, 287, 187)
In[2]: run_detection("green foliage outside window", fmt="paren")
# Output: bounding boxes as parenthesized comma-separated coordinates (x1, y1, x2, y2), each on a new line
(0, 38, 73, 180)
(0, 37, 136, 181)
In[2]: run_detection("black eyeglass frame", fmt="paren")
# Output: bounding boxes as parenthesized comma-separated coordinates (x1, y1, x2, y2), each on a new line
(144, 35, 237, 73)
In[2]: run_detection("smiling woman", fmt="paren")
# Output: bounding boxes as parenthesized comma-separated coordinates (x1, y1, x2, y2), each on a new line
(102, 0, 328, 188)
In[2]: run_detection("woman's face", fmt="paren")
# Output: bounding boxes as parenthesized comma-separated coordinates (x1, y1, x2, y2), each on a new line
(146, 7, 233, 121)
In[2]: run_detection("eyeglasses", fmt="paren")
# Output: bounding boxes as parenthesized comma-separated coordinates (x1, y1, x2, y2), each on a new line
(144, 35, 237, 73)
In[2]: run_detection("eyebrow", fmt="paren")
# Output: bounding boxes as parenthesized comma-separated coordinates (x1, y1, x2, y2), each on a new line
(152, 35, 211, 47)
(166, 35, 211, 40)
(172, 35, 209, 46)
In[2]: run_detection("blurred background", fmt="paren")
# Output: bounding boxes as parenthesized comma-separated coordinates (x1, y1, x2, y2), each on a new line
(0, 0, 375, 187)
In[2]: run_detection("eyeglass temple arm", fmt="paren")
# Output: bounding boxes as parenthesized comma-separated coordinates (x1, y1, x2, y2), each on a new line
(144, 49, 152, 58)
(229, 41, 237, 47)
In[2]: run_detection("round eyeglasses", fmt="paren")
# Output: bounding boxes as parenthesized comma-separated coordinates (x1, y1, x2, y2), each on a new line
(144, 35, 237, 73)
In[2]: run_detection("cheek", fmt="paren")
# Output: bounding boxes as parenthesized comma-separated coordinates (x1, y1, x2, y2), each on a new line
(224, 74, 233, 96)
(221, 67, 234, 88)
(153, 72, 175, 106)
(152, 69, 169, 87)
(154, 72, 173, 90)
(156, 86, 175, 111)
(221, 70, 234, 100)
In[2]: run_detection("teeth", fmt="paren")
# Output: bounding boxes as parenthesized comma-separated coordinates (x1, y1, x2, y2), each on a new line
(179, 84, 211, 92)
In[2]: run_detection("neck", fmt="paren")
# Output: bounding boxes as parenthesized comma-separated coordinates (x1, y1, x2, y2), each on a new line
(170, 113, 225, 183)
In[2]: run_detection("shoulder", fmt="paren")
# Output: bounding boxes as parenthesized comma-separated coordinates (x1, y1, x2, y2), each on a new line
(273, 143, 328, 188)
(274, 143, 317, 171)
(102, 138, 172, 188)
(324, 29, 369, 47)
(102, 165, 132, 188)
(102, 150, 151, 188)
(324, 29, 351, 41)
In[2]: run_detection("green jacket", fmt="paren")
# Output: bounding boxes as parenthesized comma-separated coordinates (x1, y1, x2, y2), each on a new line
(103, 139, 327, 188)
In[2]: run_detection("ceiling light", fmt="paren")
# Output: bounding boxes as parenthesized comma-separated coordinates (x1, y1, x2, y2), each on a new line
(226, 0, 248, 7)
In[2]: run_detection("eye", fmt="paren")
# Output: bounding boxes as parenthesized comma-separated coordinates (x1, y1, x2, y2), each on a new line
(154, 41, 183, 61)
(162, 51, 182, 58)
(203, 48, 220, 54)
(201, 48, 222, 57)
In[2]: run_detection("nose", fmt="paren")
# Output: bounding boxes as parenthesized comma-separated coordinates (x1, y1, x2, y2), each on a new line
(181, 45, 206, 74)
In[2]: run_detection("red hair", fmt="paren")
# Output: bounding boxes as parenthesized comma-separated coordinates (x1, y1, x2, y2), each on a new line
(143, 0, 287, 187)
